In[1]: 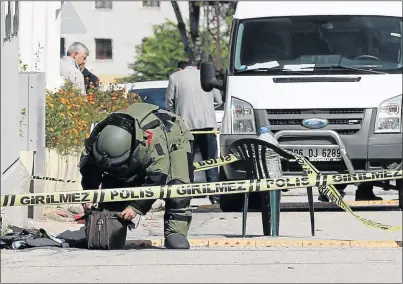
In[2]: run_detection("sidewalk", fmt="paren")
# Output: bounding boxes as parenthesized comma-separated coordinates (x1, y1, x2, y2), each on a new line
(27, 208, 402, 249)
(20, 186, 401, 248)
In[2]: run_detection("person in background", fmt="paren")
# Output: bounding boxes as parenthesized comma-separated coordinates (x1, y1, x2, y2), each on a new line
(60, 42, 89, 96)
(165, 60, 223, 204)
(79, 62, 100, 92)
(177, 60, 189, 71)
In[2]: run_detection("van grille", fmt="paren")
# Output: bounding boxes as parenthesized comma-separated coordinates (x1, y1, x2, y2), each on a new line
(266, 108, 365, 135)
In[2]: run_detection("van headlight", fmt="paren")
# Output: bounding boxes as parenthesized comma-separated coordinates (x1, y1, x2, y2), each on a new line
(375, 95, 402, 133)
(231, 97, 256, 134)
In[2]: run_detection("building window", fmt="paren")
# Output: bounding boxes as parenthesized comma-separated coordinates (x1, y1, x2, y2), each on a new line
(95, 39, 113, 60)
(95, 1, 112, 9)
(60, 38, 65, 58)
(142, 1, 160, 8)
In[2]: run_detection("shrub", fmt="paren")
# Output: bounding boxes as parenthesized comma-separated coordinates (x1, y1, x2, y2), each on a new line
(45, 81, 140, 156)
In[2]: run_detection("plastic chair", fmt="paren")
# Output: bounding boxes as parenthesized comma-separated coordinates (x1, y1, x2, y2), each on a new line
(229, 138, 315, 237)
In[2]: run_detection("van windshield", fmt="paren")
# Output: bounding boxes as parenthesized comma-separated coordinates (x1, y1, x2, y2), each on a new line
(233, 15, 403, 74)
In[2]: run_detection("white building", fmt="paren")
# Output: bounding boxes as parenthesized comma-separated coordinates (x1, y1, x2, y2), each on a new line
(60, 0, 191, 82)
(2, 1, 47, 227)
(19, 1, 64, 91)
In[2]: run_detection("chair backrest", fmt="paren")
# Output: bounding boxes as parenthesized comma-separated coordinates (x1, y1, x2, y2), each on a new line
(229, 138, 293, 180)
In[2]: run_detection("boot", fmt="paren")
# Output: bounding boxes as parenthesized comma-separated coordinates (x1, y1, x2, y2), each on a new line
(355, 184, 383, 201)
(164, 233, 190, 249)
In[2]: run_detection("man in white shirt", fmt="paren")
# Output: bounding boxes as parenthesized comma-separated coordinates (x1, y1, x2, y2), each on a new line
(60, 42, 89, 96)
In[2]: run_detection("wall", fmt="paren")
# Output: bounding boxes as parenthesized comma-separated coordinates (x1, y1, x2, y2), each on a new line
(1, 0, 29, 228)
(60, 1, 191, 80)
(1, 1, 48, 228)
(19, 1, 64, 91)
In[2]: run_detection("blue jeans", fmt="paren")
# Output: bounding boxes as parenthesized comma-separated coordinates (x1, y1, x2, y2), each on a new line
(191, 128, 219, 183)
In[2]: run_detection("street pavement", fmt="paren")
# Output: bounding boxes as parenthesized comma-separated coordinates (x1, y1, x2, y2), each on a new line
(1, 247, 402, 283)
(1, 186, 402, 283)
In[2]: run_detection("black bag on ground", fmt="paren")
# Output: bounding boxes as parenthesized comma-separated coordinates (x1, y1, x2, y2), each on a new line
(85, 209, 129, 250)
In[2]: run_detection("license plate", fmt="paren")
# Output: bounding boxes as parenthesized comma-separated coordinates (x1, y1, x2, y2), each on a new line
(285, 147, 342, 161)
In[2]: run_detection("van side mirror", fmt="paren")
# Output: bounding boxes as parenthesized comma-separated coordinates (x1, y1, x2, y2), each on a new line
(200, 61, 224, 92)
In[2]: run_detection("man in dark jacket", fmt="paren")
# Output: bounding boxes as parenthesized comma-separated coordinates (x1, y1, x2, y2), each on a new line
(82, 67, 99, 91)
(79, 103, 194, 249)
(78, 62, 99, 92)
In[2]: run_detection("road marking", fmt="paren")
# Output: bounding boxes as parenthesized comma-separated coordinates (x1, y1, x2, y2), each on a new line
(125, 238, 402, 249)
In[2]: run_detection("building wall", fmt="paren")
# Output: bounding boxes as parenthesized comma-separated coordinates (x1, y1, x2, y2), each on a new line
(1, 0, 30, 228)
(60, 0, 191, 81)
(19, 1, 64, 91)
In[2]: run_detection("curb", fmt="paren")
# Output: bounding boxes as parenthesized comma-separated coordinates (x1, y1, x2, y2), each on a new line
(126, 238, 403, 249)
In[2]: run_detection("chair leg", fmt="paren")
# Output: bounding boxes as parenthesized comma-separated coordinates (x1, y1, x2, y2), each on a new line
(270, 190, 281, 237)
(307, 187, 315, 236)
(260, 191, 271, 236)
(242, 192, 249, 237)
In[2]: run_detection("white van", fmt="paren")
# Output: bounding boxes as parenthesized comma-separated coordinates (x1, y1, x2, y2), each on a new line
(200, 1, 403, 211)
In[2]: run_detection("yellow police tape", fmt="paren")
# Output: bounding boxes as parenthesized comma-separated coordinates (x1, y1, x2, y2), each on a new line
(195, 151, 403, 231)
(2, 145, 402, 231)
(1, 162, 402, 232)
(293, 154, 402, 231)
(25, 154, 240, 184)
(193, 154, 240, 172)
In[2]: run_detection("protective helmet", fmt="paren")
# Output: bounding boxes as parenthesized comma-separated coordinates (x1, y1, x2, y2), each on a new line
(86, 113, 143, 177)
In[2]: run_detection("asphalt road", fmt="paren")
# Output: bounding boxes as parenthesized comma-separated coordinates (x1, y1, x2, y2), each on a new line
(1, 185, 401, 283)
(1, 247, 402, 283)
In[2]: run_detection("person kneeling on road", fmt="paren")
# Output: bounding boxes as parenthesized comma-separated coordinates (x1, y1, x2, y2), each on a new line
(79, 102, 194, 249)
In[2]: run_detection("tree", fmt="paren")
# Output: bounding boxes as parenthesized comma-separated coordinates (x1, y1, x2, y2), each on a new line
(120, 20, 186, 83)
(200, 2, 236, 71)
(121, 1, 237, 83)
(171, 1, 237, 71)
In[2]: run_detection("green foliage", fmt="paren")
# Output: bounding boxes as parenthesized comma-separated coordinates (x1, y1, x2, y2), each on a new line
(200, 3, 235, 71)
(121, 10, 235, 83)
(45, 81, 140, 156)
(200, 27, 231, 71)
(120, 20, 187, 83)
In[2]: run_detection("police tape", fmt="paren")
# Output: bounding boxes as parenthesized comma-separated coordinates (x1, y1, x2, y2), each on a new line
(1, 168, 401, 207)
(193, 154, 240, 172)
(3, 145, 402, 231)
(24, 154, 241, 184)
(292, 153, 402, 231)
